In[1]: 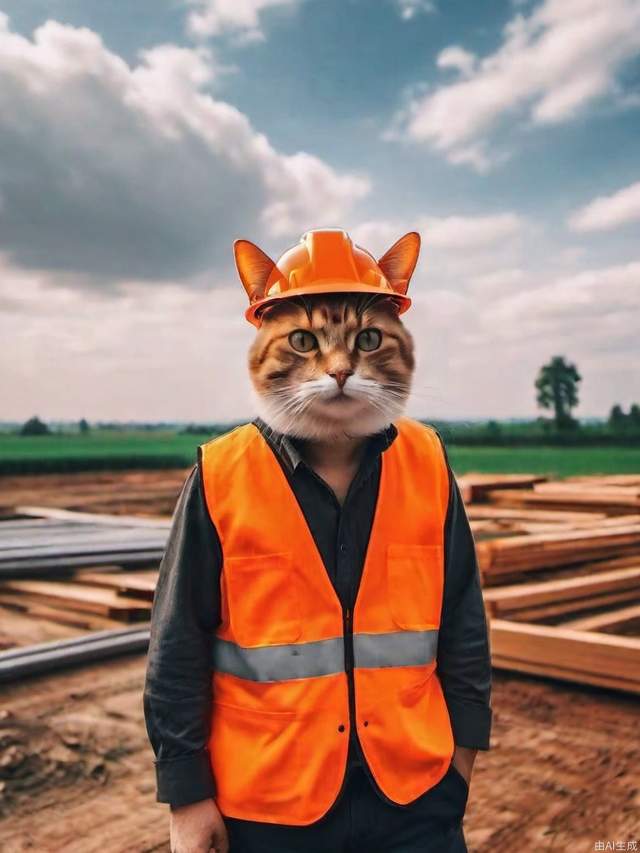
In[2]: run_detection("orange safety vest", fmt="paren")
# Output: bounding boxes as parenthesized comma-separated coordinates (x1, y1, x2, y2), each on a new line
(200, 416, 453, 825)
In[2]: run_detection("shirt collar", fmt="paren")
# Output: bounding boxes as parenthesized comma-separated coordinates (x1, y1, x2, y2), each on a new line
(252, 416, 398, 474)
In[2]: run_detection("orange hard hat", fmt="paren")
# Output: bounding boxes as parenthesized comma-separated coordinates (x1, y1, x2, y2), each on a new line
(233, 228, 421, 327)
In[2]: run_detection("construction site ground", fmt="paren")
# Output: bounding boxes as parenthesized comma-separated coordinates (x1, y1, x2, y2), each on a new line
(1, 470, 639, 852)
(2, 653, 638, 853)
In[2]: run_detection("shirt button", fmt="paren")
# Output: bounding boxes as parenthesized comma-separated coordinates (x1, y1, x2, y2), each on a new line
(339, 543, 347, 553)
(338, 724, 345, 732)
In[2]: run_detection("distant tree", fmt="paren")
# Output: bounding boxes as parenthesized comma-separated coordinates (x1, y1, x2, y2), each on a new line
(535, 356, 582, 429)
(485, 420, 502, 439)
(630, 404, 640, 428)
(20, 415, 50, 436)
(608, 404, 626, 430)
(78, 418, 90, 434)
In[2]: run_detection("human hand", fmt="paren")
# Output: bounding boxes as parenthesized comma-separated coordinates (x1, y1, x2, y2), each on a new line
(170, 798, 229, 853)
(451, 745, 477, 787)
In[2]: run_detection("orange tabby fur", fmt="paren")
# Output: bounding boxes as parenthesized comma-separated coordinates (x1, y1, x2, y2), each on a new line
(248, 293, 414, 440)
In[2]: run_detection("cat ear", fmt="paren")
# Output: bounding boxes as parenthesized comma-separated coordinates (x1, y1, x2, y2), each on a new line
(233, 239, 276, 304)
(377, 232, 421, 295)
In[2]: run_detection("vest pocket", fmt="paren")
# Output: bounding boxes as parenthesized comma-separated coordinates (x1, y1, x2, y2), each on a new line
(223, 552, 302, 647)
(387, 543, 444, 630)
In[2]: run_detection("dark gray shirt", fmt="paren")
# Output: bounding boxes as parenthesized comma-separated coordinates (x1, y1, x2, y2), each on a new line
(143, 418, 492, 808)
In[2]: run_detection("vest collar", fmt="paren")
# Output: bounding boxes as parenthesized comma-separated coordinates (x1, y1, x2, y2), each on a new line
(251, 416, 399, 474)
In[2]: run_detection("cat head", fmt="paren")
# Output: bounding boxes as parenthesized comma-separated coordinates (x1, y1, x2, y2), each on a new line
(235, 231, 420, 440)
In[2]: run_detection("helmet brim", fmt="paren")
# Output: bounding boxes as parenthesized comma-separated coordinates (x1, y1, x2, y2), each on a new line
(245, 282, 411, 327)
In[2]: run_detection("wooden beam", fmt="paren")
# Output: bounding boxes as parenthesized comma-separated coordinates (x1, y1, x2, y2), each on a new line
(477, 524, 640, 577)
(490, 619, 640, 693)
(505, 589, 640, 622)
(561, 603, 640, 632)
(482, 565, 640, 615)
(0, 580, 151, 621)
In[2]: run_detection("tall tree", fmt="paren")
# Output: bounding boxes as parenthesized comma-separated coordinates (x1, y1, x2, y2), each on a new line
(20, 415, 50, 436)
(608, 404, 626, 430)
(535, 356, 582, 428)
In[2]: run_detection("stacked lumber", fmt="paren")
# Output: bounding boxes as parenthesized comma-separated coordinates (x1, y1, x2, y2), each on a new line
(477, 523, 640, 584)
(477, 475, 640, 694)
(490, 620, 640, 694)
(0, 569, 158, 626)
(483, 566, 640, 622)
(484, 487, 640, 515)
(457, 473, 547, 504)
(0, 508, 163, 634)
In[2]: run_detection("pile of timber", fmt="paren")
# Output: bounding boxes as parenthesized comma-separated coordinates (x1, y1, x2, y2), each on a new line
(457, 473, 547, 504)
(466, 474, 640, 694)
(0, 508, 162, 634)
(484, 479, 640, 515)
(476, 520, 640, 584)
(490, 620, 640, 694)
(483, 563, 640, 623)
(0, 571, 157, 625)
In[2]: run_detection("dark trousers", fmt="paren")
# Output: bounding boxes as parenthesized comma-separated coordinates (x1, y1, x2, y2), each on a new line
(225, 760, 469, 852)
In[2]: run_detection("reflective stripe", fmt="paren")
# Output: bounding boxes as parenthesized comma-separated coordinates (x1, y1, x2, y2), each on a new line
(353, 630, 438, 669)
(212, 636, 344, 682)
(212, 629, 438, 682)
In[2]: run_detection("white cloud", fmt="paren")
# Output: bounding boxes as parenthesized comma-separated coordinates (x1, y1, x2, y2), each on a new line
(352, 212, 524, 254)
(397, 0, 640, 169)
(568, 180, 640, 232)
(436, 45, 476, 77)
(484, 261, 640, 342)
(0, 254, 256, 422)
(0, 14, 368, 283)
(184, 0, 298, 40)
(394, 0, 437, 20)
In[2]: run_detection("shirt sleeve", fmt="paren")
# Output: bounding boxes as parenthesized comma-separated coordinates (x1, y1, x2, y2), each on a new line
(143, 461, 222, 807)
(435, 436, 493, 750)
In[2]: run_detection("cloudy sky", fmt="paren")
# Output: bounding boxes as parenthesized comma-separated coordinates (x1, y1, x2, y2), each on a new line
(1, 0, 639, 423)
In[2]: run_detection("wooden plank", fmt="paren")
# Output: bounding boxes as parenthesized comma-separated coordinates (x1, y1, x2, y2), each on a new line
(505, 589, 640, 622)
(476, 553, 640, 587)
(457, 474, 547, 504)
(491, 654, 640, 694)
(482, 565, 640, 615)
(75, 570, 159, 600)
(533, 482, 640, 498)
(485, 489, 640, 515)
(561, 603, 640, 632)
(0, 595, 122, 631)
(477, 524, 640, 576)
(0, 580, 151, 621)
(466, 506, 606, 523)
(490, 619, 640, 689)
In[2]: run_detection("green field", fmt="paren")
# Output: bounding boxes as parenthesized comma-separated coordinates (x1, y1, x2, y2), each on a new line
(446, 445, 640, 477)
(1, 430, 639, 477)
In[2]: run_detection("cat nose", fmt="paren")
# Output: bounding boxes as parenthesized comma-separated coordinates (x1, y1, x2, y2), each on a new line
(329, 370, 353, 389)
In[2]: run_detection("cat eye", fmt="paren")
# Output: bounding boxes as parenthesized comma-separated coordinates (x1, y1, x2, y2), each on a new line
(289, 330, 318, 353)
(355, 328, 382, 352)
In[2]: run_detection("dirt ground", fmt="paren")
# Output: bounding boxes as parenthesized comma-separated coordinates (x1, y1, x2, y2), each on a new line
(1, 656, 638, 853)
(1, 469, 638, 851)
